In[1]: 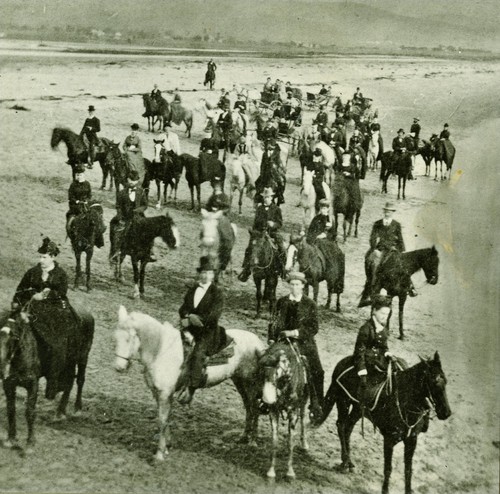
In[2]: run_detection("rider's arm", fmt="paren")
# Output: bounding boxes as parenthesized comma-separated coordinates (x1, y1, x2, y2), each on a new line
(12, 269, 36, 307)
(296, 298, 319, 340)
(369, 223, 379, 250)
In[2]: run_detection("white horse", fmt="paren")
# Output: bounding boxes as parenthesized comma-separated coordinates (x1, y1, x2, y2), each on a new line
(300, 169, 316, 228)
(114, 306, 266, 461)
(229, 153, 260, 214)
(367, 130, 380, 170)
(314, 140, 336, 187)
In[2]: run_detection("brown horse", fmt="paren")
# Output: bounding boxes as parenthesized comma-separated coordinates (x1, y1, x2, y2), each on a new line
(164, 101, 193, 138)
(142, 94, 169, 132)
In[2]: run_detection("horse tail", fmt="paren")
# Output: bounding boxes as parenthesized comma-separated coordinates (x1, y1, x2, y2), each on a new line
(315, 379, 338, 426)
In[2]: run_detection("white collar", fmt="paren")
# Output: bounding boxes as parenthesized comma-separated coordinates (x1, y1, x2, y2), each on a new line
(289, 294, 303, 303)
(372, 316, 385, 333)
(383, 218, 393, 226)
(197, 282, 211, 291)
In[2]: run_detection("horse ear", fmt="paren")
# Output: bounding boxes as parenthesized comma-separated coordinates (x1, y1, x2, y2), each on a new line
(118, 305, 128, 323)
(431, 245, 437, 254)
(434, 351, 441, 364)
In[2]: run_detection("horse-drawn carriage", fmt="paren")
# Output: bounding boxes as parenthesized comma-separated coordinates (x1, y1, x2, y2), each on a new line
(305, 92, 331, 111)
(258, 91, 283, 116)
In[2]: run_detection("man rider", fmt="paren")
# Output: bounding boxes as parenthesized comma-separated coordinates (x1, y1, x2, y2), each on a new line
(151, 84, 161, 101)
(238, 187, 286, 282)
(178, 256, 226, 404)
(80, 105, 100, 168)
(440, 123, 450, 140)
(313, 105, 328, 132)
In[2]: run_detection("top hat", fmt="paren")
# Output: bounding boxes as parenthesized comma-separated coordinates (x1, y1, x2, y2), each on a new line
(397, 128, 405, 134)
(131, 123, 140, 131)
(197, 256, 216, 272)
(74, 164, 86, 174)
(38, 237, 60, 257)
(88, 105, 95, 112)
(383, 201, 396, 211)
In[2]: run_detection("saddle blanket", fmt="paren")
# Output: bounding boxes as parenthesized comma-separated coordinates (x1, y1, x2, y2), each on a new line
(206, 336, 235, 366)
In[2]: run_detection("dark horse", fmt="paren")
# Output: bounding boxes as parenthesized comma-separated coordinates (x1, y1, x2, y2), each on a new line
(380, 147, 413, 200)
(259, 339, 309, 479)
(333, 160, 363, 241)
(287, 237, 345, 311)
(112, 214, 179, 299)
(0, 309, 94, 451)
(50, 127, 113, 180)
(430, 135, 455, 181)
(179, 153, 226, 210)
(142, 94, 169, 132)
(204, 65, 216, 90)
(143, 145, 184, 208)
(373, 246, 439, 339)
(67, 201, 106, 292)
(250, 231, 280, 317)
(315, 352, 451, 494)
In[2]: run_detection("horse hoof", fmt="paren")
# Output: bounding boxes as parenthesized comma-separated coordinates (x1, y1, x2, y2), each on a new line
(286, 470, 296, 480)
(398, 335, 405, 340)
(154, 451, 167, 462)
(266, 468, 276, 479)
(155, 203, 161, 210)
(23, 445, 35, 456)
(2, 439, 17, 449)
(86, 286, 92, 293)
(53, 413, 67, 422)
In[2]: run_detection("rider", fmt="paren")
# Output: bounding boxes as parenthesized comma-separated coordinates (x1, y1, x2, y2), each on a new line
(410, 117, 421, 143)
(284, 91, 301, 125)
(307, 148, 327, 209)
(263, 77, 273, 93)
(151, 84, 162, 101)
(268, 271, 324, 421)
(359, 202, 417, 307)
(352, 87, 363, 104)
(261, 118, 278, 144)
(217, 89, 231, 110)
(439, 123, 450, 140)
(306, 198, 335, 244)
(11, 238, 79, 400)
(259, 138, 285, 205)
(216, 102, 232, 148)
(354, 292, 394, 409)
(156, 126, 180, 157)
(178, 256, 226, 404)
(238, 187, 286, 282)
(66, 164, 91, 235)
(348, 128, 363, 151)
(313, 105, 328, 132)
(205, 176, 230, 214)
(123, 123, 144, 179)
(172, 87, 182, 104)
(109, 169, 155, 263)
(392, 128, 407, 153)
(207, 58, 217, 74)
(80, 105, 100, 168)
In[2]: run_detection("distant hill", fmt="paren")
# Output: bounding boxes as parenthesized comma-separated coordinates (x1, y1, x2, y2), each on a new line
(1, 0, 498, 52)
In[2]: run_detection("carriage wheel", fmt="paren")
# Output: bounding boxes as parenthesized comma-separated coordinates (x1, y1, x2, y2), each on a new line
(269, 100, 282, 112)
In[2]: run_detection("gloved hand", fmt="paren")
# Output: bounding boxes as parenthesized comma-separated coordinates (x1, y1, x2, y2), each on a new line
(188, 314, 204, 328)
(280, 330, 298, 339)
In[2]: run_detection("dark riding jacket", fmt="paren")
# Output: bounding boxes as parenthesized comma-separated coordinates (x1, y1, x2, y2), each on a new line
(410, 122, 421, 138)
(115, 186, 148, 223)
(253, 203, 282, 233)
(369, 219, 405, 252)
(68, 180, 92, 216)
(314, 111, 328, 128)
(354, 318, 390, 374)
(261, 125, 278, 142)
(81, 116, 100, 143)
(392, 137, 406, 153)
(306, 214, 334, 245)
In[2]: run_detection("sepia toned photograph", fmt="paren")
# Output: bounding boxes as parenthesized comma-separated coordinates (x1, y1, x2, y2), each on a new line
(0, 1, 498, 492)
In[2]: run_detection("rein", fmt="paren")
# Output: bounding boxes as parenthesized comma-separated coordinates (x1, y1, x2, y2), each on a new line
(253, 235, 276, 270)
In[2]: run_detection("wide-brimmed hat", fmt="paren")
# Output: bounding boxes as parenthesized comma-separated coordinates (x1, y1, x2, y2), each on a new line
(197, 256, 216, 272)
(74, 164, 86, 174)
(413, 117, 420, 121)
(38, 237, 60, 257)
(262, 187, 275, 198)
(128, 169, 140, 182)
(88, 105, 95, 112)
(372, 291, 392, 310)
(287, 271, 306, 283)
(319, 198, 330, 208)
(383, 201, 396, 211)
(131, 123, 139, 131)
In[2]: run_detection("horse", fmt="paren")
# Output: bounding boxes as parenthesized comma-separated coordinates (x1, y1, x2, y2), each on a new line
(204, 65, 216, 90)
(114, 306, 266, 461)
(315, 352, 451, 494)
(250, 231, 281, 317)
(200, 208, 237, 279)
(67, 201, 106, 292)
(0, 308, 94, 451)
(228, 152, 259, 214)
(286, 236, 345, 311)
(102, 141, 130, 200)
(164, 100, 193, 138)
(259, 340, 309, 479)
(206, 110, 246, 163)
(373, 246, 439, 339)
(431, 135, 455, 181)
(180, 153, 226, 211)
(380, 150, 412, 200)
(299, 169, 316, 227)
(416, 138, 434, 177)
(50, 127, 113, 180)
(142, 94, 169, 132)
(367, 130, 381, 170)
(143, 144, 184, 208)
(112, 213, 180, 299)
(333, 166, 363, 241)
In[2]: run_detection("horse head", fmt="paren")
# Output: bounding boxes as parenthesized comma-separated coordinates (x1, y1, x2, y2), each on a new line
(159, 213, 180, 249)
(114, 306, 139, 372)
(0, 314, 31, 380)
(251, 231, 274, 270)
(50, 127, 63, 149)
(260, 345, 290, 405)
(419, 351, 451, 420)
(422, 246, 439, 285)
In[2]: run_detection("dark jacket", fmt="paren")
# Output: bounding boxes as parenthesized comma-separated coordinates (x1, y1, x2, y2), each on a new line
(13, 263, 69, 307)
(81, 116, 100, 136)
(369, 219, 405, 252)
(314, 111, 328, 127)
(116, 186, 148, 222)
(179, 283, 225, 356)
(307, 214, 333, 244)
(354, 318, 389, 373)
(68, 181, 92, 215)
(392, 136, 406, 153)
(261, 125, 278, 142)
(439, 129, 450, 139)
(410, 122, 421, 137)
(253, 203, 282, 233)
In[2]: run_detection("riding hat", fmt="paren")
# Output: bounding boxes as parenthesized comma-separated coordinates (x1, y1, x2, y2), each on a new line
(262, 187, 275, 198)
(371, 291, 392, 310)
(38, 237, 60, 257)
(131, 123, 140, 131)
(88, 105, 95, 112)
(74, 164, 86, 174)
(397, 128, 405, 134)
(287, 271, 306, 283)
(413, 117, 420, 121)
(197, 256, 216, 273)
(443, 123, 449, 127)
(319, 198, 330, 208)
(127, 169, 140, 182)
(383, 201, 396, 211)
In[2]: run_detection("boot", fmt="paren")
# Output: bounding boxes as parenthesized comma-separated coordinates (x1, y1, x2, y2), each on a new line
(238, 267, 251, 282)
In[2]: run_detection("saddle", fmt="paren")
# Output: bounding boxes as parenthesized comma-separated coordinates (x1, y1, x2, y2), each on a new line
(82, 134, 105, 153)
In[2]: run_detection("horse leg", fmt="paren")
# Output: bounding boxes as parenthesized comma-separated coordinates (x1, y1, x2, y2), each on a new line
(74, 250, 82, 289)
(132, 260, 140, 298)
(434, 161, 438, 181)
(85, 248, 93, 292)
(343, 217, 347, 242)
(267, 411, 279, 479)
(403, 176, 407, 200)
(233, 377, 259, 446)
(398, 295, 407, 339)
(154, 392, 173, 461)
(354, 210, 360, 238)
(382, 437, 395, 494)
(286, 411, 298, 479)
(56, 373, 74, 420)
(2, 381, 19, 448)
(336, 401, 354, 471)
(255, 277, 263, 318)
(139, 260, 147, 297)
(325, 288, 332, 309)
(196, 184, 201, 211)
(336, 293, 341, 313)
(74, 356, 88, 415)
(299, 400, 309, 451)
(397, 176, 401, 200)
(403, 435, 418, 494)
(189, 183, 195, 210)
(24, 379, 39, 451)
(313, 280, 319, 303)
(238, 187, 244, 215)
